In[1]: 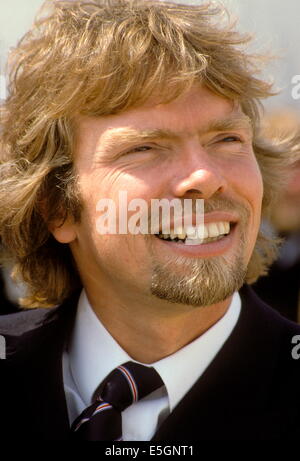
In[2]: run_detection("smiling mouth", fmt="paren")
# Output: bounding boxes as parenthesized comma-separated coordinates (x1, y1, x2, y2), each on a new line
(154, 221, 236, 245)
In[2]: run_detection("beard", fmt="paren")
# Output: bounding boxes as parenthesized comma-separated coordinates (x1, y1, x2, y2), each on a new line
(149, 197, 250, 307)
(150, 251, 246, 307)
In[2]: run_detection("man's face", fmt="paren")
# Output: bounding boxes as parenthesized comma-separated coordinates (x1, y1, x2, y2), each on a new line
(54, 84, 263, 308)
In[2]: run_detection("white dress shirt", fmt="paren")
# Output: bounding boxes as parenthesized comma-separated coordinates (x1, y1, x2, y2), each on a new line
(63, 290, 241, 441)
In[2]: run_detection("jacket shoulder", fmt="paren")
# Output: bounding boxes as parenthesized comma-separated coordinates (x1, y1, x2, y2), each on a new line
(0, 290, 81, 338)
(240, 284, 300, 373)
(0, 307, 58, 336)
(240, 284, 300, 334)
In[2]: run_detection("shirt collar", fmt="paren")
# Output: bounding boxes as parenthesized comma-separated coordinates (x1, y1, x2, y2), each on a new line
(68, 290, 241, 411)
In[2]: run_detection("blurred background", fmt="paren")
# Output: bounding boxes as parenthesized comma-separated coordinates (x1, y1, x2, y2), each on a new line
(0, 0, 299, 318)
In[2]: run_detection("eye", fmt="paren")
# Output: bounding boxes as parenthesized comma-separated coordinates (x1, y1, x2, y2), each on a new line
(220, 135, 242, 143)
(128, 145, 153, 153)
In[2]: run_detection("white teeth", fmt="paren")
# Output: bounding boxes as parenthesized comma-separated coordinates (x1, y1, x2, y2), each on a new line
(217, 222, 225, 235)
(195, 225, 204, 239)
(186, 226, 197, 238)
(207, 223, 219, 238)
(157, 221, 232, 242)
(173, 226, 184, 235)
(224, 222, 230, 234)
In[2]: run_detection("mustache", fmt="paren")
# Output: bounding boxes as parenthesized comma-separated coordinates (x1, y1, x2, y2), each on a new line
(203, 197, 250, 221)
(146, 196, 250, 228)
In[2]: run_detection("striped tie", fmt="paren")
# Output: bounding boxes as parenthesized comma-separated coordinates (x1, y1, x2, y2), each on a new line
(70, 361, 164, 441)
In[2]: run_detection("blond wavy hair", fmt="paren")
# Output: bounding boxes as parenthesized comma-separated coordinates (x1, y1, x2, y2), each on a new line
(0, 0, 297, 308)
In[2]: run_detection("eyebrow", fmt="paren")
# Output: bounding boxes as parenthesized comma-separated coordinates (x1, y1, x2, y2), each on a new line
(98, 115, 253, 153)
(203, 115, 253, 135)
(99, 128, 179, 152)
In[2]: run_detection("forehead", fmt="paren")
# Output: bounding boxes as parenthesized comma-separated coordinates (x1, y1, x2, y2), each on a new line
(74, 85, 249, 155)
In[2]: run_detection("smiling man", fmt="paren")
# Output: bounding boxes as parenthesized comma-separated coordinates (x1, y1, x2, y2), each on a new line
(0, 0, 299, 442)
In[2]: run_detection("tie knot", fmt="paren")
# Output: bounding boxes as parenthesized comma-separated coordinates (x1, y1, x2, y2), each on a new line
(92, 361, 164, 412)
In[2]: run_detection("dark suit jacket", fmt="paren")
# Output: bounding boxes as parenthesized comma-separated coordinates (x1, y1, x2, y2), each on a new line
(0, 285, 299, 440)
(253, 258, 300, 322)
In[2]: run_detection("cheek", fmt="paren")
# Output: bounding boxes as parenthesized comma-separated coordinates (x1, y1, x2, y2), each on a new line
(251, 162, 264, 216)
(232, 155, 263, 211)
(78, 169, 128, 227)
(78, 168, 156, 242)
(229, 157, 263, 250)
(86, 168, 167, 219)
(241, 161, 264, 253)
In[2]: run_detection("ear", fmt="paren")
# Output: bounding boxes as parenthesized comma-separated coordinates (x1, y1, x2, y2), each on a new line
(48, 216, 77, 244)
(38, 199, 78, 244)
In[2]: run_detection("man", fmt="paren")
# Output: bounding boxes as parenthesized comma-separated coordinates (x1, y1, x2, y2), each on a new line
(0, 0, 299, 441)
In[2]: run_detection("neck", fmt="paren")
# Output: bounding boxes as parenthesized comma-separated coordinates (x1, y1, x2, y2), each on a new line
(84, 287, 232, 364)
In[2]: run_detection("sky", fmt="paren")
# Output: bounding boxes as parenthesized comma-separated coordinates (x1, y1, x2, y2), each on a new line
(0, 0, 299, 111)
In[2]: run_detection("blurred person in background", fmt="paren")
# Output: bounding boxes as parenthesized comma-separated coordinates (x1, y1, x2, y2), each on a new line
(254, 111, 300, 322)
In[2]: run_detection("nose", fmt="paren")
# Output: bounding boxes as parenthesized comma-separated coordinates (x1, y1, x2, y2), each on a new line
(171, 143, 227, 200)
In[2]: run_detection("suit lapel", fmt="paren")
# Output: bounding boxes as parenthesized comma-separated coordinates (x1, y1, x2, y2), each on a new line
(3, 293, 79, 439)
(152, 286, 282, 440)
